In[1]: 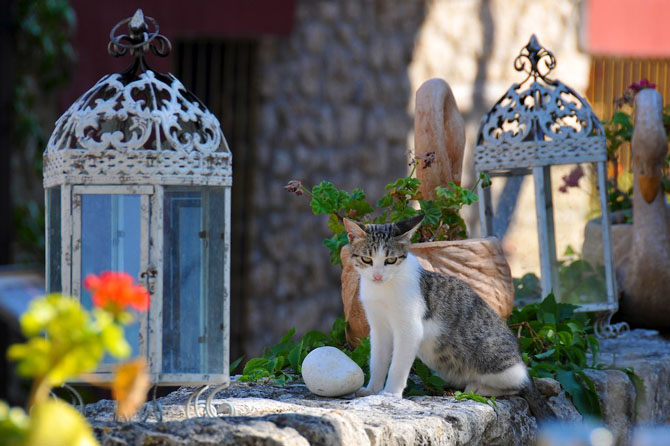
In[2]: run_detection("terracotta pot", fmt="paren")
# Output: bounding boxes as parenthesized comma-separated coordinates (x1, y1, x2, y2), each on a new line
(340, 237, 515, 346)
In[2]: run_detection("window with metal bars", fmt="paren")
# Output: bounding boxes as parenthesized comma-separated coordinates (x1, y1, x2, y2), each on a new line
(174, 40, 258, 362)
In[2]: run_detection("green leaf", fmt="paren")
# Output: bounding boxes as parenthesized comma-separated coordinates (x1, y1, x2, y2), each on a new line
(535, 348, 556, 359)
(329, 317, 348, 346)
(287, 343, 303, 373)
(390, 204, 417, 222)
(242, 358, 269, 376)
(302, 330, 329, 349)
(556, 369, 601, 418)
(426, 375, 447, 388)
(310, 182, 349, 215)
(348, 338, 371, 370)
(328, 214, 344, 234)
(280, 327, 296, 344)
(230, 356, 244, 374)
(347, 189, 375, 216)
(454, 391, 497, 407)
(323, 233, 349, 265)
(418, 201, 442, 226)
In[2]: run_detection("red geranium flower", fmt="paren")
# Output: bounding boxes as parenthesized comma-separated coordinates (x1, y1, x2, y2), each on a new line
(84, 272, 150, 313)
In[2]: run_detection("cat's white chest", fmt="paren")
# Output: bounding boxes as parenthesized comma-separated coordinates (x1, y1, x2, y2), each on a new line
(358, 255, 426, 329)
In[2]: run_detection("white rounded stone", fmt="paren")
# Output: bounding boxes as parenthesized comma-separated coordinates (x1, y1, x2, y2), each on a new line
(301, 346, 364, 397)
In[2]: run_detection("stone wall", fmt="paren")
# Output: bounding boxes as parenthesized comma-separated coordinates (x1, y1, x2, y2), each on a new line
(247, 0, 426, 355)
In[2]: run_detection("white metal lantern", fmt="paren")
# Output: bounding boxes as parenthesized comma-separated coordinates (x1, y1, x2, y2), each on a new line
(43, 10, 231, 388)
(474, 35, 618, 319)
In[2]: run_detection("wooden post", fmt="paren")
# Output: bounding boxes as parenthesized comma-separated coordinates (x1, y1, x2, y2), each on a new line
(533, 166, 559, 299)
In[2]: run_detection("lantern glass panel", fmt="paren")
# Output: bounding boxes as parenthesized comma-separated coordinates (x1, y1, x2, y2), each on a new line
(548, 164, 608, 306)
(80, 194, 143, 359)
(46, 187, 61, 293)
(484, 164, 610, 307)
(484, 173, 542, 303)
(162, 187, 227, 375)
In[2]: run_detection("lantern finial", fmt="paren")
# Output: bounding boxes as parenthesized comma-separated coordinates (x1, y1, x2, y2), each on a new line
(513, 34, 556, 82)
(108, 9, 171, 76)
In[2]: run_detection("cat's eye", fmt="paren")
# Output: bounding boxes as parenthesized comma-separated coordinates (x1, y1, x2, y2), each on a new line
(385, 257, 398, 265)
(361, 256, 373, 264)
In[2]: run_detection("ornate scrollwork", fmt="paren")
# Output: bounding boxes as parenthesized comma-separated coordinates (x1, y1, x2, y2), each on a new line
(43, 9, 230, 187)
(513, 34, 556, 83)
(474, 35, 606, 171)
(107, 9, 172, 76)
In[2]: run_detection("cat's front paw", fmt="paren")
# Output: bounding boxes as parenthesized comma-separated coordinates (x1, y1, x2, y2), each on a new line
(379, 390, 403, 399)
(355, 386, 377, 397)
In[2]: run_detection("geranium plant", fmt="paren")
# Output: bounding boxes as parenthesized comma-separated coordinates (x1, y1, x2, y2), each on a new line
(286, 155, 490, 265)
(0, 271, 150, 446)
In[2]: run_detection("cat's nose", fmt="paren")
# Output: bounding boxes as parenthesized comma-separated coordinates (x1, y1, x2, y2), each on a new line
(373, 273, 383, 281)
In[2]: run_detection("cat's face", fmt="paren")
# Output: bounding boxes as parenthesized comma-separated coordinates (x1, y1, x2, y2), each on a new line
(343, 215, 423, 284)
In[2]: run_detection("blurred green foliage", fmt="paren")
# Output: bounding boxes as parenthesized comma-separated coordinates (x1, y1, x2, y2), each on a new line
(12, 0, 75, 262)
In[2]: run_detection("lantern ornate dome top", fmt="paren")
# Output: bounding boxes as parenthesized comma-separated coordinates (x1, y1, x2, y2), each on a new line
(44, 9, 231, 188)
(474, 35, 605, 172)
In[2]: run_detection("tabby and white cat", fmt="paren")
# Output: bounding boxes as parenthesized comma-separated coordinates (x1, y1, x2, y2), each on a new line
(343, 215, 554, 420)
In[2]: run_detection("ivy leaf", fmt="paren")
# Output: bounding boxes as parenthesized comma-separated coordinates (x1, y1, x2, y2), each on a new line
(556, 369, 601, 418)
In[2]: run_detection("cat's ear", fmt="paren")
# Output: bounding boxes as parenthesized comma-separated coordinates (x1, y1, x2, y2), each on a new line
(343, 218, 366, 243)
(393, 214, 424, 240)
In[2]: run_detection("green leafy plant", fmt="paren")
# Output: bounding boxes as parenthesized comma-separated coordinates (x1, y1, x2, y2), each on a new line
(508, 294, 602, 417)
(286, 161, 490, 265)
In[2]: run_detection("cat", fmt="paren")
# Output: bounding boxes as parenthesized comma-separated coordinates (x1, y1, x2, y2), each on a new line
(343, 214, 554, 420)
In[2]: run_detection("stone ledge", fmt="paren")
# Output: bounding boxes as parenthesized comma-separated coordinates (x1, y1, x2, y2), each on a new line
(88, 329, 670, 446)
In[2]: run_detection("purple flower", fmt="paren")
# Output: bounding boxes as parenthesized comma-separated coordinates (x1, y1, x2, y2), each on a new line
(285, 180, 304, 196)
(559, 165, 584, 193)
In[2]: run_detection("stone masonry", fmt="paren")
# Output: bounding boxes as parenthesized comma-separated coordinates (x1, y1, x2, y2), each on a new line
(248, 1, 426, 356)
